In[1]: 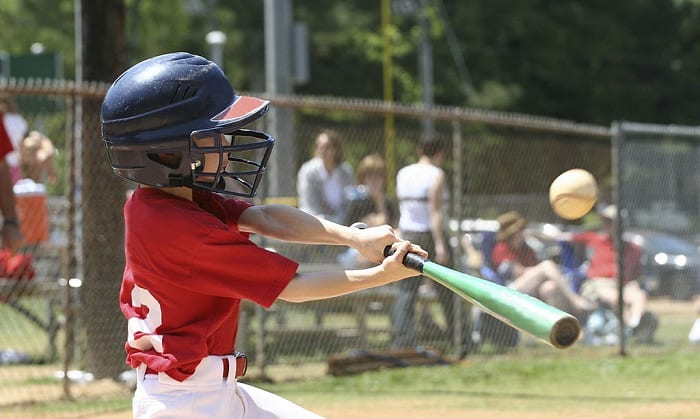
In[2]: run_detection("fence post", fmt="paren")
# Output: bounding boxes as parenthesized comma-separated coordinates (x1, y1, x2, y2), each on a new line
(450, 120, 465, 357)
(255, 305, 269, 379)
(611, 121, 627, 356)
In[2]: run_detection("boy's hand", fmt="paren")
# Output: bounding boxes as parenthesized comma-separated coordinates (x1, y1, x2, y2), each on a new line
(352, 225, 400, 263)
(381, 241, 426, 279)
(353, 224, 427, 264)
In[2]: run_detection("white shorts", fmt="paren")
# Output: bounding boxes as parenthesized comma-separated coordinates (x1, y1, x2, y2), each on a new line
(133, 355, 325, 419)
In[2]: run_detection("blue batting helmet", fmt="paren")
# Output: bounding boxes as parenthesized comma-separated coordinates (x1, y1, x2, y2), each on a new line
(101, 52, 274, 197)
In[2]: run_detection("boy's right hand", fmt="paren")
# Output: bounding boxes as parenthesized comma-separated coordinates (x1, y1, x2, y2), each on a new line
(354, 225, 427, 265)
(381, 240, 426, 279)
(352, 224, 401, 263)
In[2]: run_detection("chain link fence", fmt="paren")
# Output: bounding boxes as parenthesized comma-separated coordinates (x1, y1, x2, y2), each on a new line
(609, 122, 700, 353)
(0, 79, 697, 417)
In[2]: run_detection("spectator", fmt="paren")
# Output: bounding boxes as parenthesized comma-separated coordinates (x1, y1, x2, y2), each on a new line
(21, 130, 58, 185)
(340, 153, 398, 268)
(0, 94, 28, 184)
(345, 153, 398, 229)
(492, 210, 597, 317)
(391, 137, 459, 349)
(297, 130, 354, 224)
(568, 205, 657, 342)
(0, 118, 23, 250)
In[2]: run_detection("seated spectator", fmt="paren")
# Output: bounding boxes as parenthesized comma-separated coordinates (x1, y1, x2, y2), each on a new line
(492, 210, 597, 318)
(21, 131, 58, 185)
(345, 153, 398, 228)
(296, 130, 354, 224)
(339, 153, 398, 268)
(566, 205, 657, 342)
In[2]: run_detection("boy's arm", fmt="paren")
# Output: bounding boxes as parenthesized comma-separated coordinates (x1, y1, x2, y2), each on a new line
(277, 241, 419, 302)
(238, 204, 420, 263)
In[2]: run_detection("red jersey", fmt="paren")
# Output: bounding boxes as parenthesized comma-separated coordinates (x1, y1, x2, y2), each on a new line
(572, 231, 641, 283)
(492, 241, 539, 269)
(120, 188, 299, 381)
(0, 113, 14, 159)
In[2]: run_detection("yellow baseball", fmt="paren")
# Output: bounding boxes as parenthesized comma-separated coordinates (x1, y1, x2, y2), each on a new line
(549, 169, 598, 220)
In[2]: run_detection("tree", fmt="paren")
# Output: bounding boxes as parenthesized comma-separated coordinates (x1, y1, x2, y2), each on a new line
(81, 0, 128, 379)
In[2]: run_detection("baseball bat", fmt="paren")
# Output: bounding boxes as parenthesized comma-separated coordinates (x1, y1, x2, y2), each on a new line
(385, 247, 581, 349)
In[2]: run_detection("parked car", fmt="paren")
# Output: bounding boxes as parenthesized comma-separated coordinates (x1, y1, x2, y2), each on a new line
(625, 230, 700, 301)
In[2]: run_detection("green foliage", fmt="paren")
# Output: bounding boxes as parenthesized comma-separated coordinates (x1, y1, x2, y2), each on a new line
(0, 297, 54, 357)
(3, 1, 700, 124)
(0, 0, 75, 77)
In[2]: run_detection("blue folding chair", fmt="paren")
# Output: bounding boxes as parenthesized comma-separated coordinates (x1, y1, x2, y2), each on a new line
(473, 231, 519, 348)
(558, 240, 589, 294)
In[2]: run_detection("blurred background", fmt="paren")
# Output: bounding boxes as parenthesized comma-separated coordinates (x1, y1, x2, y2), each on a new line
(1, 0, 699, 417)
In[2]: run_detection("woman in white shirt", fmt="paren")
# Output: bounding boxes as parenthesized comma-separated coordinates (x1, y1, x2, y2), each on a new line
(392, 137, 455, 349)
(297, 130, 355, 224)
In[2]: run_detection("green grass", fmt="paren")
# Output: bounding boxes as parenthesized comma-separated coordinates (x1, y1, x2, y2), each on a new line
(4, 350, 698, 418)
(253, 349, 700, 418)
(1, 298, 698, 418)
(260, 350, 700, 399)
(0, 297, 58, 358)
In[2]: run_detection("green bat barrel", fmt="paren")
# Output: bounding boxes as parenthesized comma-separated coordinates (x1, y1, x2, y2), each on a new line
(387, 248, 581, 349)
(423, 261, 581, 349)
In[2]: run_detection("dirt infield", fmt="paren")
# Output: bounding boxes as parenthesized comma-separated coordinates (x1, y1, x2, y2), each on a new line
(89, 399, 700, 419)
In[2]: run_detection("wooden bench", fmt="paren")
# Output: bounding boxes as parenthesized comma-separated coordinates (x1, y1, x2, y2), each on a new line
(233, 238, 442, 360)
(236, 274, 440, 359)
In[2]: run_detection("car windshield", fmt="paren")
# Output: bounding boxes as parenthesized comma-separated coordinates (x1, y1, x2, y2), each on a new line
(639, 232, 699, 255)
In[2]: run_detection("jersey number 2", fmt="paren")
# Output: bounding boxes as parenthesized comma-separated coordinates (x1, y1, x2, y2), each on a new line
(127, 285, 164, 353)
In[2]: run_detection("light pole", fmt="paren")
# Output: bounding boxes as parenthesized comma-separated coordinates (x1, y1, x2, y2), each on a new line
(264, 0, 295, 199)
(205, 30, 227, 70)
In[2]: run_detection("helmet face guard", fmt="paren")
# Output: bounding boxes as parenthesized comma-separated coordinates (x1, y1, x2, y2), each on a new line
(190, 129, 274, 197)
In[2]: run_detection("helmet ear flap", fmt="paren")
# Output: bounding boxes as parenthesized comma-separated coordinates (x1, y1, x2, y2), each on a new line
(147, 152, 183, 170)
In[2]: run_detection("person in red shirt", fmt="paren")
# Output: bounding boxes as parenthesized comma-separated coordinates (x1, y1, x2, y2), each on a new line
(0, 117, 22, 250)
(492, 211, 596, 316)
(570, 205, 651, 333)
(101, 52, 426, 419)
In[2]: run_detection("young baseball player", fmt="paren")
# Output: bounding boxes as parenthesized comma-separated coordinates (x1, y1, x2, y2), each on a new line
(100, 52, 426, 419)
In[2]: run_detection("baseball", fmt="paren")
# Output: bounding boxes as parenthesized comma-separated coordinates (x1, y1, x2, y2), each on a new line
(549, 169, 598, 220)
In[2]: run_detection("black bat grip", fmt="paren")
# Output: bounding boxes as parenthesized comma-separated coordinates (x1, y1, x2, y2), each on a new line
(383, 245, 426, 272)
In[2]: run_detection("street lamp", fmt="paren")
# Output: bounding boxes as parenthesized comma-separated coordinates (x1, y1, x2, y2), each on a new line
(205, 30, 227, 70)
